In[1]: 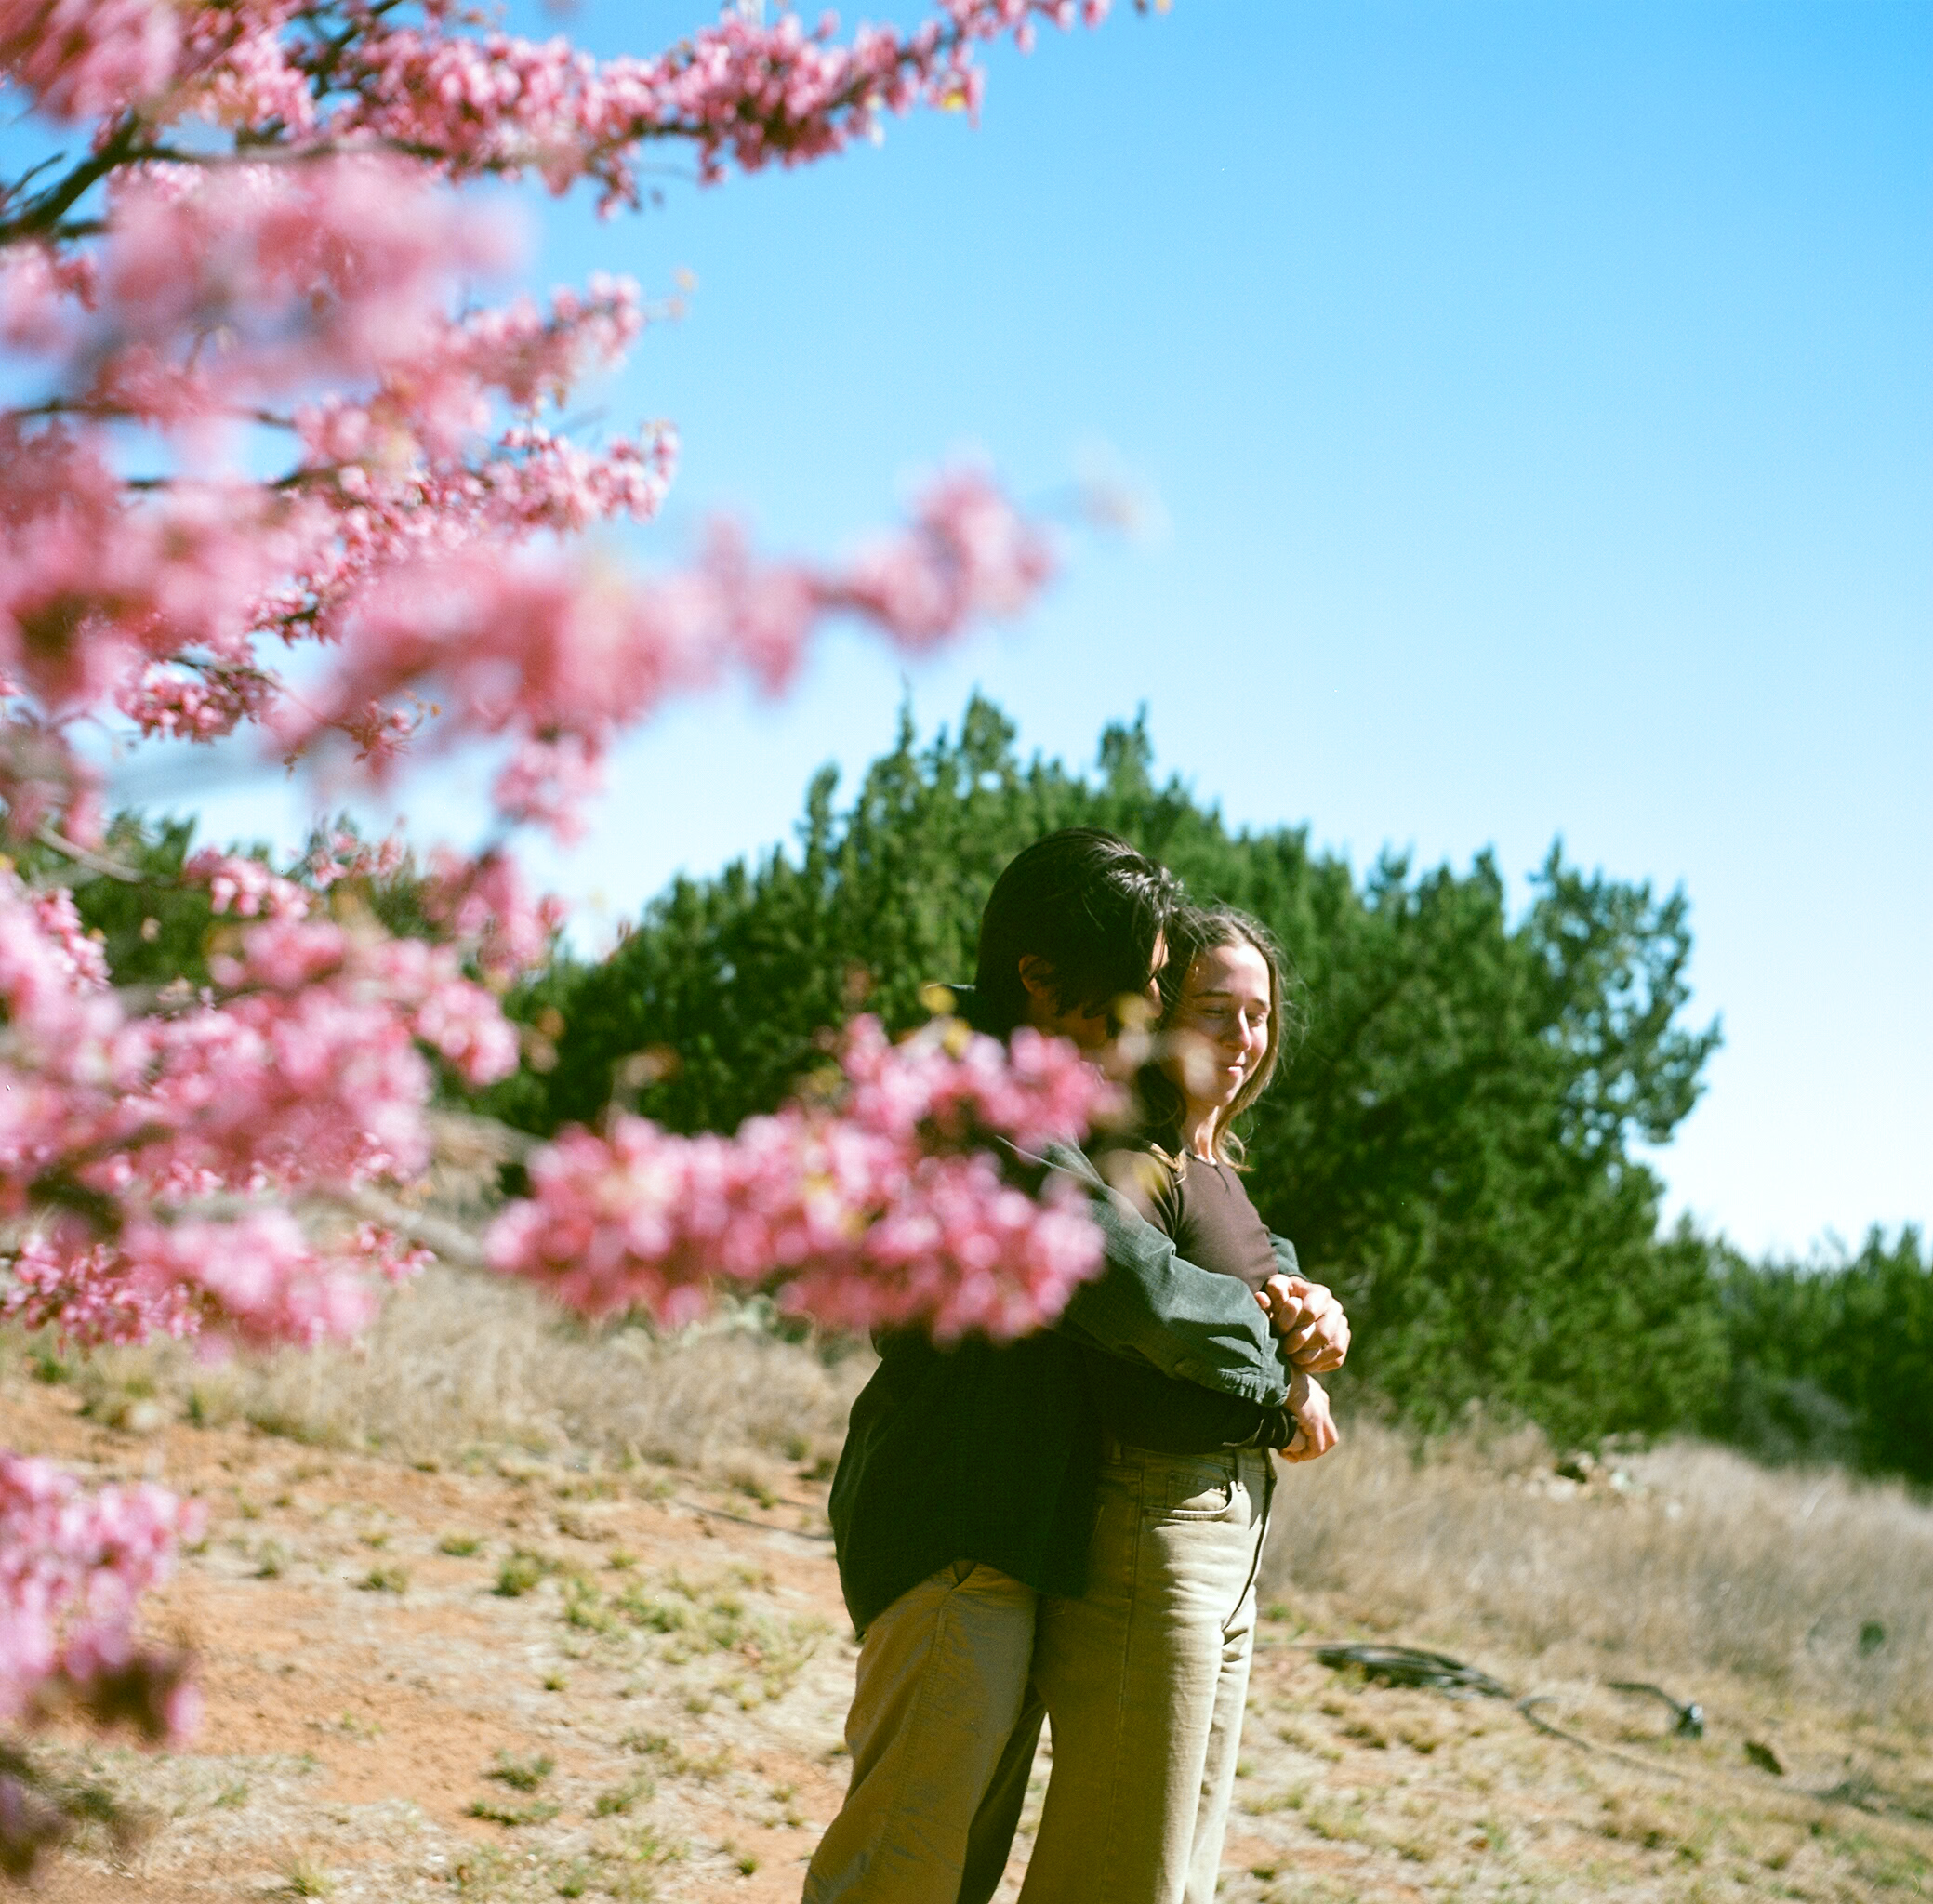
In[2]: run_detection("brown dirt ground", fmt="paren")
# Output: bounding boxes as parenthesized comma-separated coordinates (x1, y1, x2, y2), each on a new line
(7, 1376, 1931, 1904)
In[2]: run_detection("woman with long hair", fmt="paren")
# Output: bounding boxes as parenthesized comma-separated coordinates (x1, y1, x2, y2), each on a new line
(1018, 903, 1336, 1904)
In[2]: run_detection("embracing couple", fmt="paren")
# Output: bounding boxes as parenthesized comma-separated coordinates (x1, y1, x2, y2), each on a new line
(803, 829, 1352, 1904)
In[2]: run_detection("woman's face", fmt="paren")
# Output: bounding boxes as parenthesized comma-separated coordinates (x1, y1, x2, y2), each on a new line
(1163, 938, 1273, 1119)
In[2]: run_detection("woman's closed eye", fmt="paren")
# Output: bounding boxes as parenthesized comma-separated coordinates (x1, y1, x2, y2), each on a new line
(1185, 1002, 1264, 1036)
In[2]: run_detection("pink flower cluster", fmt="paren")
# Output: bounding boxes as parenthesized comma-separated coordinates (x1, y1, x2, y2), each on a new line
(3, 2, 1114, 204)
(301, 827, 404, 888)
(0, 1453, 201, 1738)
(1, 137, 1050, 839)
(418, 847, 567, 984)
(0, 0, 1126, 1751)
(291, 464, 1053, 835)
(0, 860, 518, 1354)
(0, 0, 201, 122)
(185, 847, 311, 920)
(487, 1018, 1119, 1342)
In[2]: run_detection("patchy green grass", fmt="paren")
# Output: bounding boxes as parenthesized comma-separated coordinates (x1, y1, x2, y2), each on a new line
(465, 1795, 561, 1829)
(592, 1771, 654, 1818)
(494, 1548, 557, 1597)
(484, 1752, 555, 1792)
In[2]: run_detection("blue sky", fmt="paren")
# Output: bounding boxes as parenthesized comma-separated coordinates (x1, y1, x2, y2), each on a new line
(151, 0, 1929, 1258)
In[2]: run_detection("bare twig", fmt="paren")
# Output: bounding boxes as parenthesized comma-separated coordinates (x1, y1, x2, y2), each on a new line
(32, 824, 145, 884)
(329, 1183, 487, 1269)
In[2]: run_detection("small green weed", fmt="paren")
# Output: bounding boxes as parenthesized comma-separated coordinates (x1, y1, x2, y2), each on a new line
(485, 1751, 554, 1792)
(616, 1587, 689, 1633)
(622, 1731, 730, 1781)
(594, 1771, 654, 1817)
(466, 1795, 561, 1828)
(495, 1548, 556, 1597)
(563, 1579, 616, 1633)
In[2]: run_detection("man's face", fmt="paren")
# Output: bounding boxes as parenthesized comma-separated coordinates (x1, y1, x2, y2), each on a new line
(1027, 932, 1166, 1069)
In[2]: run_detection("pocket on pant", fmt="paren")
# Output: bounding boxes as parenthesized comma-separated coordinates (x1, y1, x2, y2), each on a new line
(1163, 1465, 1236, 1519)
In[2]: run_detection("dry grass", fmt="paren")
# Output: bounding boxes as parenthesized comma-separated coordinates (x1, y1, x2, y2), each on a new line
(9, 1243, 1933, 1902)
(41, 1263, 870, 1481)
(31, 1113, 872, 1480)
(46, 1244, 1933, 1733)
(1263, 1417, 1933, 1728)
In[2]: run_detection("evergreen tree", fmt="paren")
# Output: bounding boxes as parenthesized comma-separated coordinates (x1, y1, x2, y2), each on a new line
(482, 696, 1731, 1444)
(1708, 1226, 1932, 1483)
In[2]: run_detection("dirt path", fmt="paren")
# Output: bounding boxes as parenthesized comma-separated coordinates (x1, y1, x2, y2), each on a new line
(8, 1378, 1930, 1903)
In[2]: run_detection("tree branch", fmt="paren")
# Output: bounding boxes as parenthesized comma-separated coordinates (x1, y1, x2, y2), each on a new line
(32, 825, 145, 884)
(328, 1183, 487, 1269)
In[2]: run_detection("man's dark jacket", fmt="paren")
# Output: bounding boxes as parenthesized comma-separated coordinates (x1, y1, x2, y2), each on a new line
(827, 1028, 1297, 1632)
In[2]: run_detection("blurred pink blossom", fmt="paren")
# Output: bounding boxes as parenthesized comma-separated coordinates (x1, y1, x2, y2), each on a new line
(488, 1019, 1119, 1341)
(0, 0, 1120, 1750)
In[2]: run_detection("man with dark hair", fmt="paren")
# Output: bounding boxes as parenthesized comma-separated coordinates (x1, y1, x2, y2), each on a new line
(971, 826, 1179, 1038)
(804, 830, 1347, 1904)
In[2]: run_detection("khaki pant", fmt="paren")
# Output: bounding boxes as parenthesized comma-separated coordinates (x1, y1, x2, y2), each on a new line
(804, 1560, 1043, 1904)
(1020, 1443, 1274, 1904)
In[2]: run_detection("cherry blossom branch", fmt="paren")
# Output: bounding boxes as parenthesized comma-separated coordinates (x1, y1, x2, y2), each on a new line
(333, 1182, 485, 1269)
(285, 463, 1054, 836)
(0, 0, 1135, 1766)
(29, 825, 142, 883)
(488, 1017, 1121, 1340)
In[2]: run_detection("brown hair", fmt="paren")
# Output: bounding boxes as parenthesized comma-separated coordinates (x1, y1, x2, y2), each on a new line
(1139, 905, 1302, 1168)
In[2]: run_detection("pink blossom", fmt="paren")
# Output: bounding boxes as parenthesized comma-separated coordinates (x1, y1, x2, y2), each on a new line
(117, 660, 275, 743)
(0, 0, 1128, 1751)
(301, 826, 404, 890)
(0, 1450, 200, 1741)
(184, 847, 311, 920)
(487, 1018, 1119, 1340)
(27, 886, 108, 990)
(419, 848, 567, 983)
(2, 1228, 194, 1347)
(120, 1210, 381, 1350)
(0, 0, 186, 121)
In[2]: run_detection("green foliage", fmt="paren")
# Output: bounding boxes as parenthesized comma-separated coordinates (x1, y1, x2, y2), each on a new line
(485, 1752, 555, 1792)
(482, 695, 1733, 1446)
(16, 814, 218, 988)
(18, 811, 545, 997)
(1706, 1226, 1931, 1483)
(59, 717, 1909, 1478)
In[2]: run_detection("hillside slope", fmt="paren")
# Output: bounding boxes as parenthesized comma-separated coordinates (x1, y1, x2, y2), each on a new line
(7, 1272, 1930, 1903)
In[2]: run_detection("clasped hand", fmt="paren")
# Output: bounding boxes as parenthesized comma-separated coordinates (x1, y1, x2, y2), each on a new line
(1255, 1274, 1346, 1463)
(1254, 1273, 1349, 1373)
